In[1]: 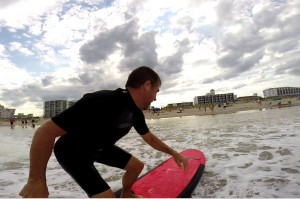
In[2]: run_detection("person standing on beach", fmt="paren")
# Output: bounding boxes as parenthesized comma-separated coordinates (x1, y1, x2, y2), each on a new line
(31, 119, 35, 128)
(9, 117, 14, 128)
(19, 66, 188, 198)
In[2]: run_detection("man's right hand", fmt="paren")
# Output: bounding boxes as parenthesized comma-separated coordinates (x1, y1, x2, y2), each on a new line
(19, 180, 49, 198)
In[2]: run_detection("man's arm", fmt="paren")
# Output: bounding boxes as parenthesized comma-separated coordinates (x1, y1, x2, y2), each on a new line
(19, 120, 66, 198)
(141, 132, 188, 171)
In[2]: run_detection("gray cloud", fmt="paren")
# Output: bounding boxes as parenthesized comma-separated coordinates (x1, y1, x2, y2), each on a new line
(232, 83, 248, 90)
(74, 66, 123, 89)
(177, 15, 194, 32)
(80, 19, 159, 72)
(157, 38, 192, 79)
(0, 0, 20, 8)
(275, 51, 300, 76)
(80, 18, 192, 86)
(0, 67, 123, 109)
(1, 82, 89, 110)
(120, 30, 159, 70)
(80, 19, 139, 64)
(208, 0, 300, 83)
(41, 75, 54, 87)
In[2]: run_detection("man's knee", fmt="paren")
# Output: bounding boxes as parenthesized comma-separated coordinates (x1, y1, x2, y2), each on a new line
(125, 156, 144, 173)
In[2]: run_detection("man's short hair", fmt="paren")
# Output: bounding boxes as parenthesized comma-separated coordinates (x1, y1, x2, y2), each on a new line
(125, 66, 161, 88)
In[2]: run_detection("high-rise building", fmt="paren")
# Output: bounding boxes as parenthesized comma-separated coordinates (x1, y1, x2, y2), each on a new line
(44, 100, 67, 118)
(44, 100, 77, 118)
(67, 100, 77, 108)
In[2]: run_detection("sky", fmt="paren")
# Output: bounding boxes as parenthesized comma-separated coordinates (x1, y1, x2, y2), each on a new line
(0, 0, 299, 116)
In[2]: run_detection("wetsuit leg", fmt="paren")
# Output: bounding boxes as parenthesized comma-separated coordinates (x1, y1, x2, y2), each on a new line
(93, 145, 132, 169)
(54, 136, 110, 197)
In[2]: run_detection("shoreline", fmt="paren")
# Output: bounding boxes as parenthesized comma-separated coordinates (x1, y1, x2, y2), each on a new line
(1, 98, 299, 126)
(0, 118, 49, 127)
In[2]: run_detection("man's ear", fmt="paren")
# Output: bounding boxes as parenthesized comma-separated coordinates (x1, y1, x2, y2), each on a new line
(143, 80, 151, 89)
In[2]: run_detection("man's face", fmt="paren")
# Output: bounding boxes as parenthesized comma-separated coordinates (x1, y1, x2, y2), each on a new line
(142, 81, 160, 110)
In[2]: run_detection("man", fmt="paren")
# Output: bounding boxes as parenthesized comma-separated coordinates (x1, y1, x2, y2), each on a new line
(19, 66, 188, 198)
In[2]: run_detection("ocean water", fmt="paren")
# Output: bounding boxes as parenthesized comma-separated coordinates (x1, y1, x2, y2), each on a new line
(0, 106, 300, 198)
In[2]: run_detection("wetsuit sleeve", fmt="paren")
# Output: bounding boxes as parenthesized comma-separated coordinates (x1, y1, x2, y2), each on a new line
(133, 109, 149, 135)
(51, 93, 106, 134)
(51, 98, 87, 134)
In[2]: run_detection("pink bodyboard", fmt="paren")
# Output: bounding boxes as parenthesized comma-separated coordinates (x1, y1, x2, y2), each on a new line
(131, 148, 206, 198)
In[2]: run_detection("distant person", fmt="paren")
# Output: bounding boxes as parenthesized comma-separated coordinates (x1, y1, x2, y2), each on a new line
(31, 119, 35, 128)
(19, 66, 188, 198)
(21, 120, 25, 128)
(25, 119, 28, 128)
(9, 117, 14, 128)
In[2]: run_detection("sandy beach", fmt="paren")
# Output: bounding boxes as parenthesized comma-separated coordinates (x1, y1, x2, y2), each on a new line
(143, 97, 300, 119)
(1, 97, 299, 127)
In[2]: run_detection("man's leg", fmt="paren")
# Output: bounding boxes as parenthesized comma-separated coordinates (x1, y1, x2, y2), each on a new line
(121, 156, 144, 198)
(54, 137, 113, 198)
(93, 146, 144, 198)
(91, 189, 115, 198)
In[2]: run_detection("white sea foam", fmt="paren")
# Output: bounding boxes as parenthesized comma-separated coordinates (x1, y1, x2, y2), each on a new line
(0, 106, 300, 197)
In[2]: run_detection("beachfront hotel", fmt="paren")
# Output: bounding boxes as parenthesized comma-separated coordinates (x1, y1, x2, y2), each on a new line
(193, 89, 235, 105)
(0, 104, 15, 119)
(44, 100, 77, 118)
(263, 87, 300, 98)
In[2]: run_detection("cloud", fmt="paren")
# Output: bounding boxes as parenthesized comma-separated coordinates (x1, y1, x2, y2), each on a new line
(202, 0, 300, 85)
(0, 0, 20, 9)
(119, 30, 159, 69)
(79, 18, 160, 71)
(0, 0, 64, 29)
(79, 17, 191, 82)
(0, 44, 32, 86)
(9, 42, 34, 56)
(0, 0, 300, 115)
(79, 19, 138, 64)
(158, 38, 192, 77)
(41, 75, 54, 87)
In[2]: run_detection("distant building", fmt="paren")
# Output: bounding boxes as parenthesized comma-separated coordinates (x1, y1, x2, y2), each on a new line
(263, 87, 300, 98)
(17, 113, 34, 119)
(236, 96, 263, 102)
(0, 104, 15, 119)
(44, 100, 77, 118)
(166, 102, 193, 109)
(67, 100, 77, 107)
(44, 100, 67, 118)
(17, 113, 25, 118)
(194, 89, 235, 105)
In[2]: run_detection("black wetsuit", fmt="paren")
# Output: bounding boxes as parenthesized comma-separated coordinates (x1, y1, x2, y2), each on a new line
(52, 88, 149, 196)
